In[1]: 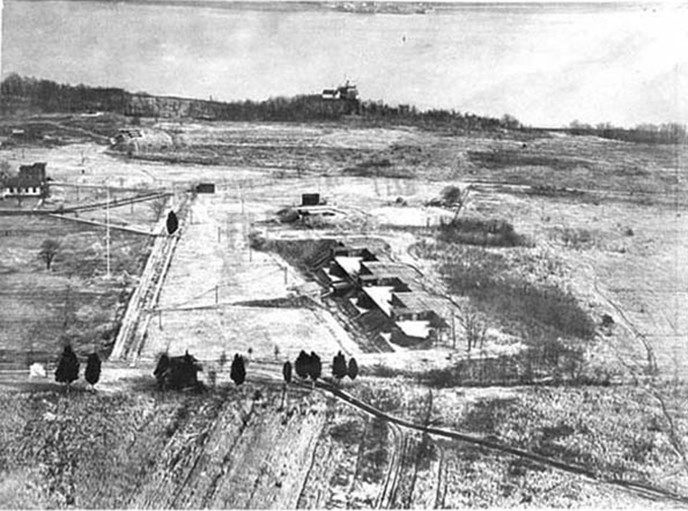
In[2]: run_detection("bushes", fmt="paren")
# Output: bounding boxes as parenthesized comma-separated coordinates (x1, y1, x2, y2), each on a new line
(343, 157, 413, 178)
(437, 217, 526, 247)
(468, 150, 590, 170)
(442, 265, 595, 340)
(417, 239, 595, 341)
(554, 227, 595, 249)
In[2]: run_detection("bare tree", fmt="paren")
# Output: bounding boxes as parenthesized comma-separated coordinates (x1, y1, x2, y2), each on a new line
(148, 196, 167, 221)
(0, 160, 11, 182)
(459, 308, 487, 352)
(218, 350, 228, 370)
(38, 239, 60, 270)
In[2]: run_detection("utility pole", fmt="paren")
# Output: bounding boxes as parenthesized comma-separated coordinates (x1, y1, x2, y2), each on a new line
(105, 185, 111, 278)
(247, 213, 253, 262)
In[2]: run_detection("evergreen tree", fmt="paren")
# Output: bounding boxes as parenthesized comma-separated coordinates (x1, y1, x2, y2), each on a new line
(166, 211, 179, 235)
(348, 357, 359, 380)
(85, 352, 101, 387)
(280, 360, 292, 410)
(282, 361, 292, 384)
(55, 344, 79, 389)
(309, 351, 322, 382)
(230, 354, 246, 386)
(295, 350, 310, 379)
(332, 351, 348, 380)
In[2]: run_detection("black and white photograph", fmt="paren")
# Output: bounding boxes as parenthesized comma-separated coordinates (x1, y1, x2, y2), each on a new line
(0, 0, 687, 508)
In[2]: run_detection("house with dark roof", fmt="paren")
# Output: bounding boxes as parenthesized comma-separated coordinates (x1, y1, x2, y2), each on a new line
(1, 162, 48, 199)
(321, 81, 359, 101)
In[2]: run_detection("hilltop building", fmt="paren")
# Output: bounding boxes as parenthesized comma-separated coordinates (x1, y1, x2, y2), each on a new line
(322, 81, 359, 102)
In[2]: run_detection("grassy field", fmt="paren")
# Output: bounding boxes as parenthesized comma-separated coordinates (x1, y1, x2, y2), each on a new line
(140, 193, 363, 364)
(0, 215, 154, 364)
(1, 379, 677, 510)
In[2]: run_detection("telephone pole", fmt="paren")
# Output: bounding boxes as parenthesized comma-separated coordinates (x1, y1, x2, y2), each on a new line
(105, 186, 111, 278)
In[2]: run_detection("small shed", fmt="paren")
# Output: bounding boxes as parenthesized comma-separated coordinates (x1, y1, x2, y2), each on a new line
(301, 193, 321, 206)
(195, 183, 215, 194)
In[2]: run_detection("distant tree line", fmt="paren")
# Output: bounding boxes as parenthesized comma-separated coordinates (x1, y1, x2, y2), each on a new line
(8, 75, 682, 142)
(1, 74, 129, 114)
(566, 120, 687, 145)
(1, 74, 517, 132)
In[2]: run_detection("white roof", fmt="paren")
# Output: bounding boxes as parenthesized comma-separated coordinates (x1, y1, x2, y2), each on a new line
(362, 286, 395, 316)
(334, 256, 363, 276)
(396, 320, 430, 339)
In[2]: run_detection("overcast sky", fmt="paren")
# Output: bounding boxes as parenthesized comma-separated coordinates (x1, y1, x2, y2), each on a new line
(2, 0, 686, 127)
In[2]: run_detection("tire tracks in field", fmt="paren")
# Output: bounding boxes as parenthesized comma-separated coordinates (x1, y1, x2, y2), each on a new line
(651, 391, 688, 477)
(375, 422, 404, 509)
(307, 380, 688, 506)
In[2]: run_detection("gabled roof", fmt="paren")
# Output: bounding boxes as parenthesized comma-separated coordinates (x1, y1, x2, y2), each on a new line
(395, 320, 431, 339)
(360, 261, 420, 281)
(392, 291, 453, 316)
(334, 256, 363, 276)
(361, 286, 395, 316)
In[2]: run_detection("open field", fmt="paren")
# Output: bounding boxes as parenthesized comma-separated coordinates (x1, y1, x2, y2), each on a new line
(0, 215, 153, 363)
(4, 118, 685, 381)
(1, 117, 687, 508)
(140, 193, 363, 364)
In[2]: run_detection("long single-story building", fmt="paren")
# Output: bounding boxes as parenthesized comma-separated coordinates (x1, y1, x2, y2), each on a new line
(323, 242, 451, 345)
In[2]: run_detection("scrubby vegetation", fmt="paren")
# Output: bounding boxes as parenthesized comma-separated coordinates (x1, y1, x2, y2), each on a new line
(437, 217, 527, 247)
(343, 157, 414, 178)
(414, 241, 594, 340)
(468, 150, 590, 170)
(460, 387, 685, 486)
(409, 239, 597, 384)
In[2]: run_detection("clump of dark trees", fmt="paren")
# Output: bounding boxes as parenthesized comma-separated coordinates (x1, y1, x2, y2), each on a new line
(292, 350, 358, 384)
(153, 350, 248, 390)
(54, 344, 101, 390)
(437, 216, 525, 248)
(154, 351, 203, 390)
